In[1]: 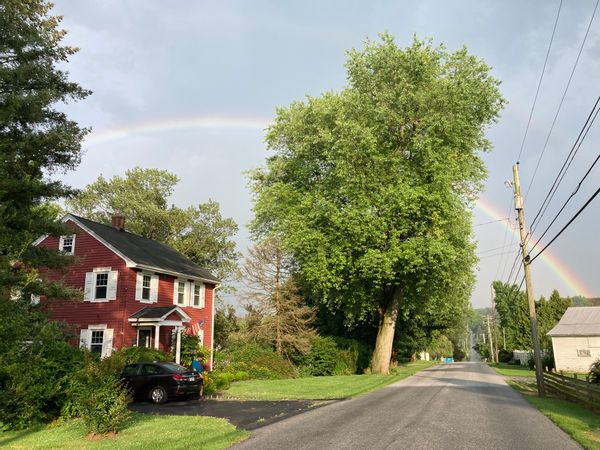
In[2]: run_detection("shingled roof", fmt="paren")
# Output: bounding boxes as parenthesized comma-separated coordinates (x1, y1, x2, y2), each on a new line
(67, 214, 220, 283)
(547, 307, 600, 337)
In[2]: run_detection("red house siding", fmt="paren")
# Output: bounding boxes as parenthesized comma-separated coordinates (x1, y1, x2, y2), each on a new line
(38, 219, 215, 366)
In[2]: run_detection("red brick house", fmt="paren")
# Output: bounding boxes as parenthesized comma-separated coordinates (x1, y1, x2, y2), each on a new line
(34, 214, 219, 369)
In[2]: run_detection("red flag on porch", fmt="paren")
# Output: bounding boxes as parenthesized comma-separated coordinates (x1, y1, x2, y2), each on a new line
(186, 320, 204, 336)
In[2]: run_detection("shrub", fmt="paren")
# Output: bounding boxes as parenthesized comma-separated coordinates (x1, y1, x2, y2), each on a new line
(66, 354, 132, 435)
(589, 359, 600, 383)
(101, 346, 170, 374)
(300, 337, 339, 376)
(332, 337, 373, 374)
(0, 320, 85, 430)
(543, 353, 555, 372)
(214, 344, 297, 380)
(498, 349, 512, 363)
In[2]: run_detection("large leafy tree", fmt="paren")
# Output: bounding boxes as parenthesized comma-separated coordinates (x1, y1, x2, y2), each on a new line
(67, 168, 241, 287)
(0, 0, 89, 428)
(0, 0, 89, 298)
(250, 35, 504, 373)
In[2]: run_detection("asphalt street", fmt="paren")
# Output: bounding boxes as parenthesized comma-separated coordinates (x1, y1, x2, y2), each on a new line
(233, 362, 581, 450)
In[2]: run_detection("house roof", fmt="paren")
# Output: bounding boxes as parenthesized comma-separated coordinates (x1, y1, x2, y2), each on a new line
(129, 306, 191, 322)
(67, 214, 219, 283)
(547, 307, 600, 337)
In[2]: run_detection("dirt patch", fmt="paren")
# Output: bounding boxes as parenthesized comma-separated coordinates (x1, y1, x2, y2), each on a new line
(85, 431, 117, 441)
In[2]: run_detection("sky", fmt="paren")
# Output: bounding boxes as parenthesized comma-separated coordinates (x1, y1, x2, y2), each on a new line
(50, 0, 600, 309)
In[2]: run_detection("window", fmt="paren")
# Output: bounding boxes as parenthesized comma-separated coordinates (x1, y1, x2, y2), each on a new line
(135, 272, 157, 303)
(79, 326, 113, 358)
(141, 364, 163, 375)
(59, 235, 75, 255)
(142, 274, 151, 300)
(577, 349, 591, 357)
(177, 281, 185, 305)
(95, 272, 108, 299)
(84, 270, 118, 302)
(90, 330, 104, 354)
(194, 284, 201, 306)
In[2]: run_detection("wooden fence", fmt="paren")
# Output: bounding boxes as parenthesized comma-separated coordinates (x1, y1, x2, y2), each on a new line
(543, 371, 600, 413)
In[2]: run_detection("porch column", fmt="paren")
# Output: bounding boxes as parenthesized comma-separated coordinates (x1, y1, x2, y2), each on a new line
(175, 327, 182, 364)
(154, 324, 160, 350)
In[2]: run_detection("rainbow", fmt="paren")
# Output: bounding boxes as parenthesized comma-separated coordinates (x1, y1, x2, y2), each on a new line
(83, 116, 271, 147)
(476, 196, 594, 298)
(80, 117, 594, 298)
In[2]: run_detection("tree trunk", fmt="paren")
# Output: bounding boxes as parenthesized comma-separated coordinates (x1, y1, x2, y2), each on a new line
(371, 286, 402, 374)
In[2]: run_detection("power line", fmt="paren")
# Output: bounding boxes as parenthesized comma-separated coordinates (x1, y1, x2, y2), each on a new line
(530, 184, 600, 263)
(529, 149, 600, 254)
(528, 95, 600, 235)
(477, 242, 520, 256)
(525, 0, 599, 199)
(516, 0, 563, 163)
(473, 217, 510, 227)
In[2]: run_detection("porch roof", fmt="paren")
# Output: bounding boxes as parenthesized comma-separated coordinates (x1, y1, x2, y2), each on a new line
(128, 306, 191, 323)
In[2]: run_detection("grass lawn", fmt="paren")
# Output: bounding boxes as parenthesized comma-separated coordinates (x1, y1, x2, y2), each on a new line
(508, 380, 600, 450)
(224, 360, 434, 400)
(489, 362, 536, 377)
(0, 413, 248, 450)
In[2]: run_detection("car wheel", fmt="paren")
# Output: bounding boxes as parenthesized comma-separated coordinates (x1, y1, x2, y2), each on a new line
(149, 386, 167, 404)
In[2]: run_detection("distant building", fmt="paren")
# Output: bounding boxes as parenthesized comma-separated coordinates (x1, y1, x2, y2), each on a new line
(547, 306, 600, 373)
(34, 214, 218, 368)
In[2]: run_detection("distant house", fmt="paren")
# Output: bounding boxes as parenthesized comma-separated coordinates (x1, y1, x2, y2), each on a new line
(548, 306, 600, 373)
(34, 214, 218, 369)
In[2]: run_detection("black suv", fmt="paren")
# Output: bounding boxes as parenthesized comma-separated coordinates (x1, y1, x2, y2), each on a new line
(121, 361, 201, 404)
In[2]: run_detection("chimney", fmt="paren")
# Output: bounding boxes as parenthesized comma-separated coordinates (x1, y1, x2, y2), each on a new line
(111, 213, 125, 230)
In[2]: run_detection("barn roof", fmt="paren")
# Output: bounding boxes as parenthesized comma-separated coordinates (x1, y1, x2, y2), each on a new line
(547, 307, 600, 337)
(64, 214, 219, 284)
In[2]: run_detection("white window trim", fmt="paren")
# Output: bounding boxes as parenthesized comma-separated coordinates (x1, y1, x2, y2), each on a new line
(191, 282, 206, 309)
(84, 269, 118, 302)
(136, 271, 158, 304)
(59, 234, 76, 255)
(174, 278, 187, 306)
(79, 324, 113, 358)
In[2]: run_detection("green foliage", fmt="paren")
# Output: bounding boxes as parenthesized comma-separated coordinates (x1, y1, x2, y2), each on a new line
(66, 354, 131, 435)
(214, 344, 297, 380)
(179, 333, 210, 368)
(0, 299, 84, 429)
(100, 346, 170, 375)
(0, 0, 89, 305)
(299, 336, 339, 376)
(66, 168, 241, 287)
(427, 334, 454, 360)
(249, 33, 504, 373)
(331, 337, 373, 374)
(588, 359, 600, 384)
(498, 349, 513, 363)
(213, 305, 240, 350)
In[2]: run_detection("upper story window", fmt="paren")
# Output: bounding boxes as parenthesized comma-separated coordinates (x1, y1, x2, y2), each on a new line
(59, 235, 75, 255)
(84, 268, 118, 302)
(95, 272, 108, 299)
(177, 281, 186, 305)
(193, 284, 201, 306)
(136, 271, 158, 303)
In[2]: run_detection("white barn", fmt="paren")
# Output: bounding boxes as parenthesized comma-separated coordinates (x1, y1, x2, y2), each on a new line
(548, 307, 600, 373)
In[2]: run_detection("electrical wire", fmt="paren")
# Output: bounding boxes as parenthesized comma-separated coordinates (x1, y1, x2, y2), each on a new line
(529, 149, 600, 254)
(530, 184, 600, 263)
(527, 95, 600, 236)
(516, 0, 563, 163)
(525, 0, 599, 200)
(473, 218, 510, 227)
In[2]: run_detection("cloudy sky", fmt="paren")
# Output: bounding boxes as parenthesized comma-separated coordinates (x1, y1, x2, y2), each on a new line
(51, 1, 600, 309)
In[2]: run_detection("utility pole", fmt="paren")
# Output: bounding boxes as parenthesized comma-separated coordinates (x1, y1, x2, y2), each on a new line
(485, 316, 495, 363)
(502, 328, 506, 351)
(512, 163, 546, 397)
(490, 284, 499, 363)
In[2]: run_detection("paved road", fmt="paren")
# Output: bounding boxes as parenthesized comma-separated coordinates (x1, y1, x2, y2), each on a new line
(234, 363, 581, 450)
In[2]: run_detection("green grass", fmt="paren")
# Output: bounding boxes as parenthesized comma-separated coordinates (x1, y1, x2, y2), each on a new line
(508, 380, 600, 450)
(224, 361, 434, 400)
(489, 362, 536, 377)
(0, 413, 248, 450)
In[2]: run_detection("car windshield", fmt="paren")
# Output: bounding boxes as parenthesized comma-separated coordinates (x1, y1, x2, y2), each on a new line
(160, 362, 188, 373)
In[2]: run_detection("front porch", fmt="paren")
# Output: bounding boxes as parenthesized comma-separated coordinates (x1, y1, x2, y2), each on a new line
(129, 306, 191, 364)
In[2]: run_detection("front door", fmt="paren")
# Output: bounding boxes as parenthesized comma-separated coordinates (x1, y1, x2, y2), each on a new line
(138, 328, 152, 348)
